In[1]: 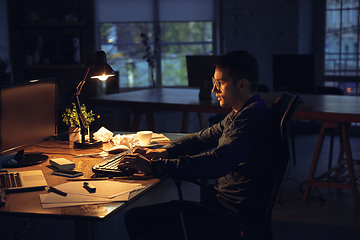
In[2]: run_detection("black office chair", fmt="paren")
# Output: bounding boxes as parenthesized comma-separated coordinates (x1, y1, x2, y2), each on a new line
(173, 92, 301, 240)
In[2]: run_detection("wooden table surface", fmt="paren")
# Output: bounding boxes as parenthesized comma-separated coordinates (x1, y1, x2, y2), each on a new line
(91, 88, 360, 123)
(0, 135, 176, 220)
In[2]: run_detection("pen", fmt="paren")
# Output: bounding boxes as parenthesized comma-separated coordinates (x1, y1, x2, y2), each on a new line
(83, 182, 96, 193)
(67, 175, 154, 181)
(48, 186, 67, 196)
(67, 178, 109, 181)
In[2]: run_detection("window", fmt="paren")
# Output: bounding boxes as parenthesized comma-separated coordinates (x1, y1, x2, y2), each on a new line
(97, 0, 216, 88)
(325, 0, 360, 95)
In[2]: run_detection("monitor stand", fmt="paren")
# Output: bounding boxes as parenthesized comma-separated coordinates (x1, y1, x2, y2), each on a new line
(1, 149, 48, 168)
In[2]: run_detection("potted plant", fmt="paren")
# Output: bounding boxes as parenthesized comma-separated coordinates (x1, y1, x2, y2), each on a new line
(62, 103, 95, 141)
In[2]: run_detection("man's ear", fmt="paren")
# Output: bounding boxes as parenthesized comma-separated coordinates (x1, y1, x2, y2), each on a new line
(238, 79, 246, 90)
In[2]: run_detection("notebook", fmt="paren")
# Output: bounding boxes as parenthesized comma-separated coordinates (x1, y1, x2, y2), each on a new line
(0, 170, 48, 191)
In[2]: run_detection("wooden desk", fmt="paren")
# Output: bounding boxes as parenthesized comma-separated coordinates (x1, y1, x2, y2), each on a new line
(91, 88, 360, 207)
(90, 88, 231, 133)
(0, 133, 182, 239)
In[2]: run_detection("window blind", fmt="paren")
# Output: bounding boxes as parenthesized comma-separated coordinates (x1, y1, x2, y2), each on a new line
(97, 0, 214, 22)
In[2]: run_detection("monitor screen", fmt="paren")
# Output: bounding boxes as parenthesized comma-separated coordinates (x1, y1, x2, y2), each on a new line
(186, 55, 219, 88)
(0, 78, 58, 155)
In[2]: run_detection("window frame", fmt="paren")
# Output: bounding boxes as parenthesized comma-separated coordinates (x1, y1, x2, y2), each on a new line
(322, 0, 360, 95)
(95, 0, 221, 89)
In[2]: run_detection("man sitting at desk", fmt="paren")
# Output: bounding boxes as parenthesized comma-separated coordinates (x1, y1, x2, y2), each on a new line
(120, 50, 272, 240)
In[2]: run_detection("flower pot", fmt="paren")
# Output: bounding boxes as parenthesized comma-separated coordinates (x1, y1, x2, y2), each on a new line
(68, 127, 90, 142)
(69, 127, 80, 142)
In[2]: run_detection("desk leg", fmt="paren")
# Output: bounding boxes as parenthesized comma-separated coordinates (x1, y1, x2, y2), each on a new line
(131, 110, 155, 132)
(182, 112, 207, 133)
(146, 111, 155, 131)
(181, 112, 189, 133)
(197, 112, 207, 130)
(302, 122, 327, 203)
(74, 219, 98, 240)
(131, 111, 141, 132)
(340, 123, 359, 208)
(302, 122, 359, 208)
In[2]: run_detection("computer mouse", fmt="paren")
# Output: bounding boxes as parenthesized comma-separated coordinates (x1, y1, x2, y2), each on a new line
(107, 145, 129, 154)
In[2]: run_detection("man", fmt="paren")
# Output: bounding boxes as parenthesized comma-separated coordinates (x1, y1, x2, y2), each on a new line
(121, 50, 272, 239)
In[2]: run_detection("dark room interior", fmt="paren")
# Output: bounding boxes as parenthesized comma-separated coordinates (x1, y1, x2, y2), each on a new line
(1, 0, 360, 239)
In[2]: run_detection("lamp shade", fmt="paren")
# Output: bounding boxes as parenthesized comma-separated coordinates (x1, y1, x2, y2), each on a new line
(91, 50, 115, 81)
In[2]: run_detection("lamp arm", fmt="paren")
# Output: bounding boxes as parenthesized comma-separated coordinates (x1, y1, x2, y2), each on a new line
(75, 95, 89, 144)
(75, 61, 92, 144)
(76, 65, 91, 96)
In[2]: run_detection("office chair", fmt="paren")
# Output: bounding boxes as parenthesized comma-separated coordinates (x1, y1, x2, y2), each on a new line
(173, 92, 301, 240)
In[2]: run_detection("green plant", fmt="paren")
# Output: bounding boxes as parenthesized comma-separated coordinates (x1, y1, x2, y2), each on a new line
(62, 103, 95, 128)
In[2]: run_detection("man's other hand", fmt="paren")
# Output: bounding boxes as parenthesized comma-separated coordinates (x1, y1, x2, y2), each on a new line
(118, 153, 152, 175)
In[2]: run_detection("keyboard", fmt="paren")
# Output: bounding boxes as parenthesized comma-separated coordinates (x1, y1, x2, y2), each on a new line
(4, 173, 22, 188)
(92, 151, 138, 177)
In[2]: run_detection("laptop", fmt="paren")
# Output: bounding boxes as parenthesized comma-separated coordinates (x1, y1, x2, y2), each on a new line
(0, 170, 48, 191)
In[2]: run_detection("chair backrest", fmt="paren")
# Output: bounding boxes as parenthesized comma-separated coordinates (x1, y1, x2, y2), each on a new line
(316, 86, 344, 95)
(264, 92, 301, 224)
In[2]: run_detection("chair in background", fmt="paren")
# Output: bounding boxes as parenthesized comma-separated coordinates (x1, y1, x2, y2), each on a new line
(173, 92, 301, 240)
(316, 86, 344, 95)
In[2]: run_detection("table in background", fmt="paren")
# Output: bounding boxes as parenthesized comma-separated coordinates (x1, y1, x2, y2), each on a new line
(0, 133, 184, 240)
(290, 94, 360, 208)
(91, 88, 360, 208)
(90, 88, 232, 133)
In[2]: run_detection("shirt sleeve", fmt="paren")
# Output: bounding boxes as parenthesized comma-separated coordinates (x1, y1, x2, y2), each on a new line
(163, 114, 227, 158)
(155, 106, 268, 180)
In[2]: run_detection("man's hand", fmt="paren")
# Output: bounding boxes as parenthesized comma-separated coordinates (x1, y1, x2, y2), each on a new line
(118, 153, 152, 175)
(131, 147, 168, 160)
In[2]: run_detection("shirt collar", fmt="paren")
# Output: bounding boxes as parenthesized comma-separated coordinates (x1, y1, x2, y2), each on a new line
(229, 94, 263, 120)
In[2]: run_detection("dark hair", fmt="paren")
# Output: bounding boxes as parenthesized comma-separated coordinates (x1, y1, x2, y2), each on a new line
(215, 50, 260, 93)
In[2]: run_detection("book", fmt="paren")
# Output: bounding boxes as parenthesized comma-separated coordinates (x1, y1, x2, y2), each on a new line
(50, 158, 75, 170)
(52, 169, 83, 178)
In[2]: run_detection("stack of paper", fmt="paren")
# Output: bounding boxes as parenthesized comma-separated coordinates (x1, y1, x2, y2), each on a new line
(40, 181, 144, 208)
(151, 133, 170, 145)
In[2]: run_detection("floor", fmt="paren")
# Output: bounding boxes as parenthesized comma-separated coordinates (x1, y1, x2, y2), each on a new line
(271, 131, 360, 240)
(1, 112, 360, 240)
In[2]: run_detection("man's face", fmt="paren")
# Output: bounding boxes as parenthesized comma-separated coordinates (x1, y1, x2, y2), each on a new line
(212, 67, 242, 111)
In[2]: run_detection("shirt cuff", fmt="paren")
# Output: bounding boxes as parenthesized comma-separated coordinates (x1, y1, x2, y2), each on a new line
(150, 157, 163, 178)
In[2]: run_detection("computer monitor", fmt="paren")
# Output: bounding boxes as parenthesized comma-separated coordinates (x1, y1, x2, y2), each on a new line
(186, 55, 219, 88)
(0, 78, 58, 167)
(186, 55, 219, 99)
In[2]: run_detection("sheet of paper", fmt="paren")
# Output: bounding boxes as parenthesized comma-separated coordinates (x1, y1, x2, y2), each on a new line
(151, 133, 170, 143)
(40, 192, 130, 204)
(41, 202, 105, 209)
(53, 181, 144, 199)
(40, 196, 127, 209)
(39, 190, 131, 209)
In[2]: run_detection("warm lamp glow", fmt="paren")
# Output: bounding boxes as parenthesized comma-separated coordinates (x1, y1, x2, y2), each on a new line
(91, 75, 110, 81)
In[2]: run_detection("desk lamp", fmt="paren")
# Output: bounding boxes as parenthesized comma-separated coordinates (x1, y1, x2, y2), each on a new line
(74, 50, 115, 149)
